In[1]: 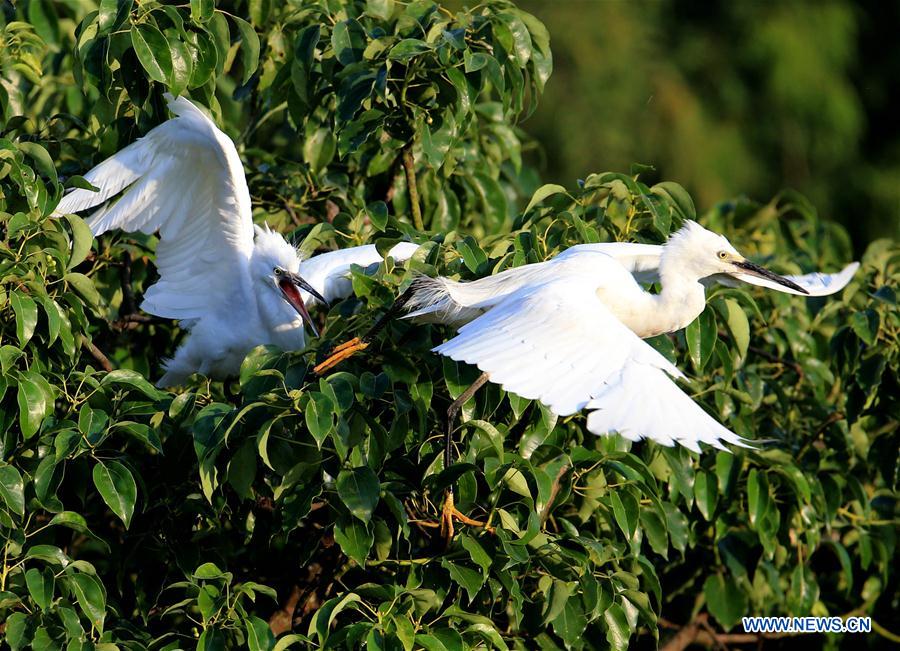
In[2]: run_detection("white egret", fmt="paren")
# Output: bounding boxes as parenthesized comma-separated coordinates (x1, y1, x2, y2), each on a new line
(54, 94, 418, 386)
(315, 220, 858, 538)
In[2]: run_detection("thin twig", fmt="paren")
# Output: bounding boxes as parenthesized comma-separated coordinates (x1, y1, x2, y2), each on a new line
(80, 336, 114, 372)
(747, 344, 804, 380)
(402, 146, 424, 231)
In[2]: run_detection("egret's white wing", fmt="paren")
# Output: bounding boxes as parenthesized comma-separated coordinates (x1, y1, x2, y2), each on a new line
(54, 94, 254, 320)
(713, 262, 860, 297)
(435, 272, 748, 452)
(405, 242, 665, 324)
(299, 242, 420, 304)
(559, 242, 663, 283)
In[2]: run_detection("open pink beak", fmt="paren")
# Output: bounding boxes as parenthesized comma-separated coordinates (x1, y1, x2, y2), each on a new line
(279, 273, 326, 336)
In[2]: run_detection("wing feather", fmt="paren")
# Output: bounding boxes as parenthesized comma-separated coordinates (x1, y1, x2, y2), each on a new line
(54, 94, 254, 320)
(297, 242, 420, 304)
(434, 267, 748, 451)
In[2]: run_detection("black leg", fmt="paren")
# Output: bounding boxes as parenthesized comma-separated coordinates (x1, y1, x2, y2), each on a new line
(444, 371, 491, 470)
(440, 371, 491, 543)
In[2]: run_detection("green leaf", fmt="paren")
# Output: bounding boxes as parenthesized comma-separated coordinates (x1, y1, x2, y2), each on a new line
(233, 16, 260, 84)
(24, 545, 70, 566)
(331, 19, 366, 66)
(685, 307, 718, 371)
(693, 471, 718, 520)
(68, 572, 106, 633)
(747, 468, 770, 530)
(0, 463, 25, 517)
(444, 561, 484, 603)
(66, 215, 94, 270)
(850, 309, 879, 346)
(101, 369, 165, 399)
(227, 439, 257, 499)
(310, 592, 363, 645)
(10, 291, 38, 347)
(609, 490, 638, 540)
(18, 141, 57, 185)
(64, 272, 102, 309)
(17, 370, 53, 439)
(194, 562, 229, 580)
(25, 567, 54, 610)
(305, 391, 335, 448)
(651, 181, 696, 222)
(4, 613, 28, 651)
(131, 23, 173, 84)
(92, 460, 137, 528)
(704, 574, 746, 629)
(367, 0, 395, 20)
(388, 38, 431, 61)
(336, 466, 380, 522)
(639, 508, 668, 558)
(333, 516, 372, 565)
(460, 534, 491, 574)
(722, 297, 750, 360)
(189, 0, 214, 24)
(603, 602, 631, 651)
(552, 596, 587, 645)
(246, 615, 275, 651)
(524, 183, 567, 213)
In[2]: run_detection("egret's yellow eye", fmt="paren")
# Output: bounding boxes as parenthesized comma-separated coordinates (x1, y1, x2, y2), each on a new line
(273, 267, 282, 275)
(717, 251, 728, 260)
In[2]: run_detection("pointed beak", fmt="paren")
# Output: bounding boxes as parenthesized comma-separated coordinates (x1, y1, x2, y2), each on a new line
(279, 272, 327, 337)
(731, 259, 810, 295)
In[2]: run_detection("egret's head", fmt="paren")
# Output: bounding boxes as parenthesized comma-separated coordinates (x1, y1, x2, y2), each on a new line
(252, 225, 326, 335)
(664, 221, 808, 293)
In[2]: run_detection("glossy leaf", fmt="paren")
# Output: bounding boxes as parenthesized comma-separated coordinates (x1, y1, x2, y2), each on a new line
(92, 460, 137, 528)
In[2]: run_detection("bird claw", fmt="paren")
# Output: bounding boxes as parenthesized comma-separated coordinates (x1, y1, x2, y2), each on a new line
(439, 490, 493, 547)
(313, 337, 369, 375)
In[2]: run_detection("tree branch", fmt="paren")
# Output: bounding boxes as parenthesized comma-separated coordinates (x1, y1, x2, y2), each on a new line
(80, 336, 114, 372)
(402, 146, 424, 231)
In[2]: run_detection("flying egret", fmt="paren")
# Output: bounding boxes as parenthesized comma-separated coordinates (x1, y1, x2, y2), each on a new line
(315, 220, 858, 539)
(54, 94, 419, 386)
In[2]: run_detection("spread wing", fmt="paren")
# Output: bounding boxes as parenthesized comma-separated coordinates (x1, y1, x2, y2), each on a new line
(434, 272, 749, 452)
(299, 242, 420, 304)
(54, 94, 254, 320)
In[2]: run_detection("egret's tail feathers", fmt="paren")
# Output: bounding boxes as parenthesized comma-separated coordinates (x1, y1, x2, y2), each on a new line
(403, 276, 485, 325)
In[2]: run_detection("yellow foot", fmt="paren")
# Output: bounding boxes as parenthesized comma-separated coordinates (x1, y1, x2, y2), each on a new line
(439, 490, 493, 545)
(313, 337, 369, 375)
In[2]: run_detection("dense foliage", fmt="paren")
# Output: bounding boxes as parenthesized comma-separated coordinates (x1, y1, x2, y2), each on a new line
(1, 1, 897, 649)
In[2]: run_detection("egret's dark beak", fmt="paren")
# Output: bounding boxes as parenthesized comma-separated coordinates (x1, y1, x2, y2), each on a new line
(278, 272, 327, 336)
(732, 260, 809, 295)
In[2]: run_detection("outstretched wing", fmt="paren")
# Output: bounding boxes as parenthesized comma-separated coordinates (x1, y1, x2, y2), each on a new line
(434, 270, 749, 452)
(54, 94, 254, 320)
(300, 242, 420, 304)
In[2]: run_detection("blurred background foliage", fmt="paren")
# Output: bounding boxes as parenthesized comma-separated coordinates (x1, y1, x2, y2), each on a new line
(0, 0, 897, 649)
(516, 0, 900, 250)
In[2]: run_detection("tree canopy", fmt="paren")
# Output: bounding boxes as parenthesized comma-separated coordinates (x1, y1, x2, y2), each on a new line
(0, 1, 897, 649)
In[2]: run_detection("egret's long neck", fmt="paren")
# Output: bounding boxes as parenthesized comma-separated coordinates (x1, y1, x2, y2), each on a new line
(648, 249, 709, 336)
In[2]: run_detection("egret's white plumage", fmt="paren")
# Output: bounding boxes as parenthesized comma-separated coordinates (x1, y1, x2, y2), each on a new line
(55, 94, 418, 386)
(405, 221, 858, 452)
